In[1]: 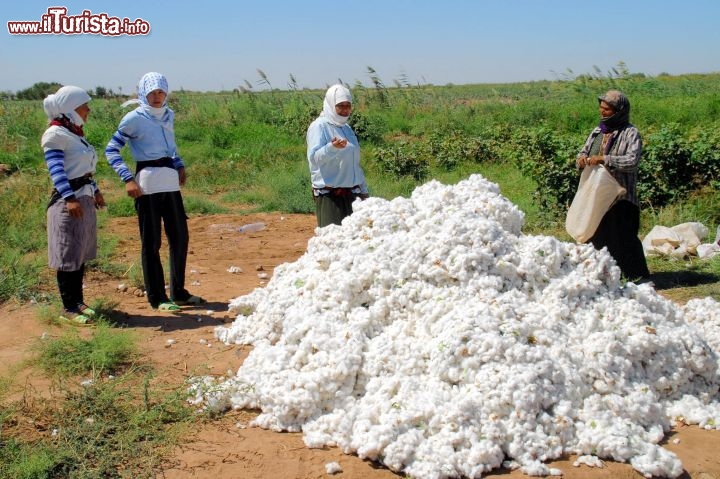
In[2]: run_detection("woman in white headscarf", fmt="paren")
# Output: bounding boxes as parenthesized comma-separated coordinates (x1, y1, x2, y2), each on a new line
(105, 72, 204, 312)
(307, 84, 369, 227)
(42, 85, 105, 325)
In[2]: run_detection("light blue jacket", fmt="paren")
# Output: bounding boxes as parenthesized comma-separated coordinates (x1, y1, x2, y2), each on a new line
(306, 117, 368, 194)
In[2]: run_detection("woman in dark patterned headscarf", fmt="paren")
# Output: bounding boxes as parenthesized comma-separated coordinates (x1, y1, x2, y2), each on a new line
(575, 90, 650, 282)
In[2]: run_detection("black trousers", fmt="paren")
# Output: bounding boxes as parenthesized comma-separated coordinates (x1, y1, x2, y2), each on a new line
(135, 191, 190, 307)
(57, 264, 85, 312)
(589, 200, 650, 281)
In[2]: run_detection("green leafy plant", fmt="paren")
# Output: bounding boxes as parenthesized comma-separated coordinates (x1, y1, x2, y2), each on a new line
(33, 325, 137, 376)
(373, 141, 429, 181)
(640, 124, 693, 207)
(511, 127, 580, 218)
(350, 110, 387, 144)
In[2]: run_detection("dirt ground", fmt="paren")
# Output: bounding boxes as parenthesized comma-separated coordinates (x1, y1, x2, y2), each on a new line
(1, 212, 719, 479)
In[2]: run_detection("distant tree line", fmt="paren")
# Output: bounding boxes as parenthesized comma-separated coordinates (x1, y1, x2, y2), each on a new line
(1, 82, 126, 100)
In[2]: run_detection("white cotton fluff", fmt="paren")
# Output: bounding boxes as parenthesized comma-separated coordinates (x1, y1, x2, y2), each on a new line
(325, 461, 343, 474)
(573, 454, 604, 467)
(205, 174, 720, 479)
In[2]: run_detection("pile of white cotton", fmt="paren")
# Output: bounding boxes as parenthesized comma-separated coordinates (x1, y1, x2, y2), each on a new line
(200, 174, 720, 479)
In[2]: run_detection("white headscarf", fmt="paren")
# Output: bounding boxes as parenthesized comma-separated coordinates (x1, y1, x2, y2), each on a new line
(321, 84, 353, 126)
(122, 72, 173, 128)
(43, 85, 91, 126)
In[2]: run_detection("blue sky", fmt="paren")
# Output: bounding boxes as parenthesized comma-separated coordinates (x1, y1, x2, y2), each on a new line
(2, 0, 719, 94)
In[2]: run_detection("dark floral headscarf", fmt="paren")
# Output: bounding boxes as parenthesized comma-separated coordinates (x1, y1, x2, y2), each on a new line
(598, 90, 630, 133)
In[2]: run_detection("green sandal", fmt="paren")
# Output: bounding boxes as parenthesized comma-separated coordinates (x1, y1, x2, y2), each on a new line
(173, 295, 206, 306)
(78, 304, 97, 317)
(59, 312, 94, 327)
(155, 302, 181, 312)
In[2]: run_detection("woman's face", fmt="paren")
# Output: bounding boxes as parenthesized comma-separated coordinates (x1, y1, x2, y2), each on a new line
(599, 100, 615, 119)
(335, 101, 352, 118)
(75, 103, 90, 123)
(146, 89, 167, 108)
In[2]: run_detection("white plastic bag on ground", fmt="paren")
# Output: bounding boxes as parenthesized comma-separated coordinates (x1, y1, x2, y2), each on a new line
(566, 165, 626, 243)
(698, 225, 720, 259)
(643, 222, 709, 258)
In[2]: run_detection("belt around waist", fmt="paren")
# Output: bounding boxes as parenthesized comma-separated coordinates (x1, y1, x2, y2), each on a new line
(136, 157, 174, 174)
(313, 186, 360, 197)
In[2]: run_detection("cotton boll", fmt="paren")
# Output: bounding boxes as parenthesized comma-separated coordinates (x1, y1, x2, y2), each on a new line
(665, 394, 720, 429)
(325, 461, 342, 474)
(629, 444, 684, 479)
(573, 454, 604, 468)
(519, 461, 563, 476)
(187, 376, 232, 413)
(683, 297, 720, 354)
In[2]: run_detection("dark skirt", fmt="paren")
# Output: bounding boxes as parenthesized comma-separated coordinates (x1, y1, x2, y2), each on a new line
(589, 200, 650, 281)
(314, 194, 357, 228)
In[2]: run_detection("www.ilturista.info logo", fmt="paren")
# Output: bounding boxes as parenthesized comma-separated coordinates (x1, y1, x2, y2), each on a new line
(7, 7, 150, 36)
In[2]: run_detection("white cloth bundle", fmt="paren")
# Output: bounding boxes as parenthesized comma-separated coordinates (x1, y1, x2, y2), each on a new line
(566, 165, 626, 243)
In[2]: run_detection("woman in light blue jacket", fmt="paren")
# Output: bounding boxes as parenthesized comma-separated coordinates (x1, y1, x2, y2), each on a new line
(307, 84, 369, 227)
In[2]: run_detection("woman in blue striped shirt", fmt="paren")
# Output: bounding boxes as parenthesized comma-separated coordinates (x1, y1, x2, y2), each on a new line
(42, 85, 105, 325)
(105, 72, 204, 312)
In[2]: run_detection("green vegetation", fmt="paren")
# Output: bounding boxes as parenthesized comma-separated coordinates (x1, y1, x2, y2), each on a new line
(33, 325, 137, 377)
(0, 317, 196, 478)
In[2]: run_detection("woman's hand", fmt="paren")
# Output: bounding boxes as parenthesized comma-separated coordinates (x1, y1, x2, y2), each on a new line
(125, 179, 143, 199)
(331, 137, 348, 148)
(177, 167, 187, 186)
(65, 198, 83, 218)
(94, 191, 106, 209)
(576, 154, 605, 168)
(587, 155, 605, 166)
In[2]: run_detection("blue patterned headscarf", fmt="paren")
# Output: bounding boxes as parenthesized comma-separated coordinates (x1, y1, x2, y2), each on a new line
(137, 72, 169, 107)
(122, 72, 173, 130)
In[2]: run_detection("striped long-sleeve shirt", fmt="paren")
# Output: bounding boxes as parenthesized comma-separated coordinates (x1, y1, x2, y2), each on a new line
(577, 124, 643, 207)
(42, 125, 98, 200)
(105, 108, 185, 194)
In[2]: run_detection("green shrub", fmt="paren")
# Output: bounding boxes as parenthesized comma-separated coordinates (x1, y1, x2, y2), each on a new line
(373, 141, 429, 181)
(510, 127, 580, 217)
(34, 325, 138, 376)
(350, 110, 387, 144)
(281, 101, 318, 138)
(687, 125, 720, 187)
(640, 124, 692, 206)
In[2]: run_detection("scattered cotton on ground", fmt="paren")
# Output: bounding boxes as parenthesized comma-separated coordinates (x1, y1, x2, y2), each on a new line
(325, 461, 342, 474)
(192, 174, 720, 479)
